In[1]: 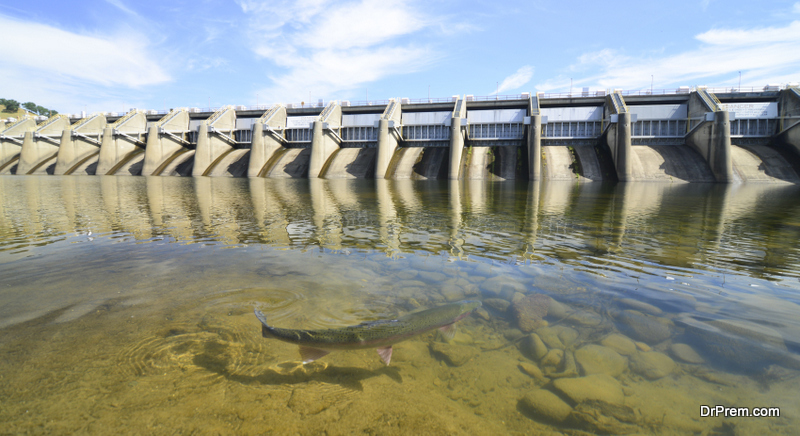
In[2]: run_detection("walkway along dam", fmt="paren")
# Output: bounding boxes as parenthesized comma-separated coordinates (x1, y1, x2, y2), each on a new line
(2, 86, 800, 183)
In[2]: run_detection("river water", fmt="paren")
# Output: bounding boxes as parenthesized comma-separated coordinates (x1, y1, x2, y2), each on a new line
(1, 175, 799, 435)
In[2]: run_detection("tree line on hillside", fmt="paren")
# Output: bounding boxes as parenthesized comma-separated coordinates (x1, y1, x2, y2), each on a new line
(0, 98, 58, 116)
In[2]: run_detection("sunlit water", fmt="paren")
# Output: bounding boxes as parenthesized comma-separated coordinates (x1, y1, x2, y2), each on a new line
(1, 175, 800, 435)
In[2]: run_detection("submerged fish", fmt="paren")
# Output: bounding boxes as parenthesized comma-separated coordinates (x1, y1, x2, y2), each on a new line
(254, 300, 481, 365)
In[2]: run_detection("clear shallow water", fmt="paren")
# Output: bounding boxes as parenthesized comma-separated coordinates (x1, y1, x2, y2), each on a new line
(1, 175, 799, 434)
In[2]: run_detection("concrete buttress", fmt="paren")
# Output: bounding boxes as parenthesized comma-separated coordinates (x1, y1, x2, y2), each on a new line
(248, 104, 287, 177)
(97, 110, 148, 175)
(192, 106, 237, 176)
(308, 102, 342, 178)
(17, 115, 71, 175)
(449, 96, 466, 180)
(54, 114, 107, 175)
(375, 99, 402, 179)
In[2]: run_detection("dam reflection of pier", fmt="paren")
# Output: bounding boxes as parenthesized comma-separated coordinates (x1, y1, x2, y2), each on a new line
(1, 176, 799, 281)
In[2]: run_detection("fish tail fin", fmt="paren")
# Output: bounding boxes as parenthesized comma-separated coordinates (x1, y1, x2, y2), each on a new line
(254, 309, 273, 338)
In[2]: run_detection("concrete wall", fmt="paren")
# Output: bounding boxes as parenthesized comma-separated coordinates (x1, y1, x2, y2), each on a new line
(192, 106, 237, 176)
(96, 110, 148, 175)
(777, 88, 800, 160)
(54, 114, 107, 175)
(375, 100, 402, 179)
(308, 102, 342, 178)
(685, 91, 733, 183)
(249, 104, 287, 177)
(449, 96, 466, 180)
(0, 118, 37, 173)
(17, 116, 71, 175)
(142, 109, 191, 176)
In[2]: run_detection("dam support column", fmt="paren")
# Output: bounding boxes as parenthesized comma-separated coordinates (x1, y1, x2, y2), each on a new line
(615, 112, 633, 182)
(17, 115, 70, 174)
(54, 114, 107, 175)
(686, 89, 732, 183)
(448, 96, 466, 180)
(192, 106, 237, 177)
(308, 101, 342, 178)
(97, 110, 147, 175)
(248, 104, 287, 177)
(0, 118, 37, 173)
(527, 115, 542, 181)
(375, 99, 401, 179)
(777, 86, 800, 160)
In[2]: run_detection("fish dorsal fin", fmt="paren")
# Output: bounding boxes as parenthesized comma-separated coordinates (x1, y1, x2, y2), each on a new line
(299, 346, 330, 364)
(376, 346, 393, 365)
(438, 323, 457, 342)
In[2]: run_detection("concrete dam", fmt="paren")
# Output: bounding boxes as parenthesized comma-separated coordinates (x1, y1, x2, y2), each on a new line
(2, 86, 800, 183)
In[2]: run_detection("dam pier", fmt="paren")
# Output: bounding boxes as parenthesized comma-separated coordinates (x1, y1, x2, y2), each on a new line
(2, 86, 800, 183)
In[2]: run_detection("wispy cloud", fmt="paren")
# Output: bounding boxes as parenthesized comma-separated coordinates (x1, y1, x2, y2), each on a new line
(493, 65, 534, 94)
(238, 0, 443, 103)
(536, 20, 800, 92)
(0, 14, 169, 112)
(104, 0, 138, 17)
(794, 2, 800, 14)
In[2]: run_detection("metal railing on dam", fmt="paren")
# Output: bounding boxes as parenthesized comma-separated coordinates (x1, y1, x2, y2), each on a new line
(2, 85, 800, 183)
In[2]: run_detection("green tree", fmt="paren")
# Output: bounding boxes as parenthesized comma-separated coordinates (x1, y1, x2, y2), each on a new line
(23, 102, 37, 112)
(0, 98, 20, 112)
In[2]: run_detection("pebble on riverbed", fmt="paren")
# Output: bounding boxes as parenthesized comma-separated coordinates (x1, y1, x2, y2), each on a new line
(512, 293, 549, 332)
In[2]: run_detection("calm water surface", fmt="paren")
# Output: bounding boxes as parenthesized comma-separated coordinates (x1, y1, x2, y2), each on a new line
(1, 175, 800, 435)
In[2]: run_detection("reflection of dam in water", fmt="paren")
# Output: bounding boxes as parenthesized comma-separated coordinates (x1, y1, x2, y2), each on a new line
(2, 176, 799, 281)
(3, 86, 800, 183)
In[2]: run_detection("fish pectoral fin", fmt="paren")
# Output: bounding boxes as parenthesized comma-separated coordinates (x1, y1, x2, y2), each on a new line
(438, 323, 457, 342)
(299, 346, 330, 364)
(376, 346, 393, 365)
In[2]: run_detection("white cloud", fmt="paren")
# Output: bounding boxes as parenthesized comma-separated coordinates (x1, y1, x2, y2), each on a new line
(104, 0, 138, 17)
(537, 20, 800, 92)
(0, 15, 169, 88)
(494, 65, 534, 94)
(238, 0, 442, 103)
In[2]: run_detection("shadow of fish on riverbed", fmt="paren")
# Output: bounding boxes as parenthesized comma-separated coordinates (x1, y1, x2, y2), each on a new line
(191, 340, 403, 391)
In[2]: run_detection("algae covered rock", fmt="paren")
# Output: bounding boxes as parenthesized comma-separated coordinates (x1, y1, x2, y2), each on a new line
(518, 362, 546, 381)
(669, 343, 704, 364)
(569, 400, 640, 434)
(483, 298, 511, 313)
(600, 333, 637, 356)
(512, 293, 549, 332)
(519, 389, 572, 423)
(520, 333, 548, 361)
(574, 344, 628, 377)
(480, 275, 527, 298)
(429, 342, 478, 367)
(629, 351, 676, 380)
(616, 309, 672, 344)
(552, 374, 625, 405)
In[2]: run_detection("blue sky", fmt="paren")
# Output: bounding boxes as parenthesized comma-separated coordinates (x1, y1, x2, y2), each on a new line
(1, 0, 799, 114)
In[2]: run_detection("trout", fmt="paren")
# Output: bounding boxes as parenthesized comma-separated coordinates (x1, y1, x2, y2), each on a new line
(254, 300, 481, 365)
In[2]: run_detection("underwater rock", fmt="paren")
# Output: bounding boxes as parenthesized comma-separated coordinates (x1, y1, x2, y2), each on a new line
(439, 284, 465, 302)
(395, 270, 418, 280)
(552, 374, 625, 406)
(564, 309, 604, 327)
(629, 351, 676, 380)
(520, 389, 573, 424)
(546, 297, 570, 319)
(676, 315, 800, 372)
(518, 362, 546, 381)
(481, 275, 527, 299)
(708, 319, 787, 351)
(669, 343, 704, 364)
(503, 328, 526, 342)
(419, 271, 447, 283)
(512, 293, 550, 332)
(600, 334, 637, 356)
(520, 333, 548, 361)
(541, 349, 564, 369)
(484, 298, 511, 313)
(574, 344, 628, 377)
(535, 326, 577, 350)
(568, 400, 639, 435)
(547, 350, 579, 379)
(618, 297, 662, 315)
(616, 309, 672, 344)
(429, 342, 478, 367)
